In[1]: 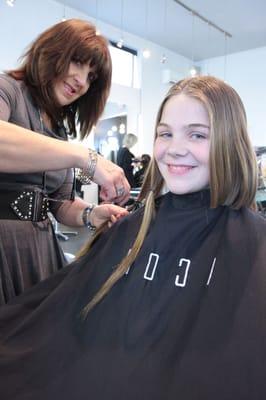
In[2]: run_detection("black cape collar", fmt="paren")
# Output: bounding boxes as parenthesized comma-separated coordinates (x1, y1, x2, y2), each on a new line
(163, 189, 211, 209)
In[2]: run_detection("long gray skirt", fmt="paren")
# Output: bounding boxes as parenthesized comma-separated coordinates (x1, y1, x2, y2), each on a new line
(0, 218, 66, 305)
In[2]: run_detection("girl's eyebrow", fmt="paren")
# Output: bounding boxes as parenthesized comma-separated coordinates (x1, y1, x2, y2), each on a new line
(157, 122, 209, 129)
(157, 122, 171, 129)
(188, 123, 210, 129)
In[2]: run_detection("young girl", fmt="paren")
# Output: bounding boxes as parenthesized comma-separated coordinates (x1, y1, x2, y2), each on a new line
(0, 76, 265, 400)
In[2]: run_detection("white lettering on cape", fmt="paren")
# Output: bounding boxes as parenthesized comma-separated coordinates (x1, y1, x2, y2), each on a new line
(140, 253, 217, 287)
(206, 257, 216, 286)
(175, 258, 191, 287)
(144, 253, 159, 280)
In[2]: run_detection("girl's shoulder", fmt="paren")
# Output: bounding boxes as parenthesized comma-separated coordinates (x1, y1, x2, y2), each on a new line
(241, 207, 266, 230)
(231, 207, 266, 251)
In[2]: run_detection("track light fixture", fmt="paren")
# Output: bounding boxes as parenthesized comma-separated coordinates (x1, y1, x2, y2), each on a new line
(160, 0, 168, 64)
(173, 0, 232, 77)
(142, 0, 151, 59)
(116, 0, 124, 49)
(61, 3, 66, 22)
(95, 0, 101, 36)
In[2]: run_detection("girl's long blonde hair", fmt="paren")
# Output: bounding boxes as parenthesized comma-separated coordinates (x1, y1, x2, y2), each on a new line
(81, 76, 258, 317)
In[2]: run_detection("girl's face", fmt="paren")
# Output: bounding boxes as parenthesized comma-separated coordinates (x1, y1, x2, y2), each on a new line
(53, 60, 97, 106)
(154, 94, 210, 195)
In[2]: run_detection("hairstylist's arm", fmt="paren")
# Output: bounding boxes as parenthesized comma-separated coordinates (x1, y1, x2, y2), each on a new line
(54, 197, 128, 228)
(0, 120, 87, 172)
(0, 120, 130, 204)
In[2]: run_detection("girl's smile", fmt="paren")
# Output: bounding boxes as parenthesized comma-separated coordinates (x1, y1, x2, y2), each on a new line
(167, 164, 196, 175)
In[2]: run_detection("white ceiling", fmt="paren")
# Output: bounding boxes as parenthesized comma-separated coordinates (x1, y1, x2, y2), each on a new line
(59, 0, 266, 61)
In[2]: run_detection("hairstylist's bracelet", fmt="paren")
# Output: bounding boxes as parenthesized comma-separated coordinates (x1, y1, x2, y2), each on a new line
(82, 204, 96, 232)
(77, 149, 98, 185)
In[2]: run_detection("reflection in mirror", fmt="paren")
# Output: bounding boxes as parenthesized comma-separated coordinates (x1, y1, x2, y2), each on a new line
(94, 102, 127, 163)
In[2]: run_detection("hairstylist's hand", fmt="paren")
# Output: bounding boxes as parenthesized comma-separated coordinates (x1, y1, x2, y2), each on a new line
(92, 154, 130, 205)
(90, 204, 129, 229)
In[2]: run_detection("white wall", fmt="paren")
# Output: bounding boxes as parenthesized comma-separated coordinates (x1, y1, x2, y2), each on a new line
(0, 0, 190, 157)
(1, 0, 264, 150)
(200, 47, 266, 146)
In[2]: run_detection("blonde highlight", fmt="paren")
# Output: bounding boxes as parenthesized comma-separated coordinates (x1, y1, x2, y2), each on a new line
(81, 190, 156, 318)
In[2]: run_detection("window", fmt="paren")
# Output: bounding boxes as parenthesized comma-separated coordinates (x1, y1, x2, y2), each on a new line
(109, 42, 139, 88)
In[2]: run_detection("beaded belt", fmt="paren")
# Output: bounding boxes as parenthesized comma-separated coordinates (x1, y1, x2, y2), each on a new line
(0, 189, 50, 221)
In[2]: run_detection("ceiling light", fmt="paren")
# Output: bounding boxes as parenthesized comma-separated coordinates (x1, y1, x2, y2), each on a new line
(116, 38, 124, 49)
(189, 66, 200, 77)
(6, 0, 15, 6)
(160, 54, 167, 64)
(142, 49, 151, 59)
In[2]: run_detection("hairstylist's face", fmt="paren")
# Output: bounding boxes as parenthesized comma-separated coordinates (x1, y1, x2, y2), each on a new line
(154, 94, 210, 195)
(53, 60, 97, 106)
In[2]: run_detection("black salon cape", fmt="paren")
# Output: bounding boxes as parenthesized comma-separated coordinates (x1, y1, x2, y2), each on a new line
(0, 191, 266, 400)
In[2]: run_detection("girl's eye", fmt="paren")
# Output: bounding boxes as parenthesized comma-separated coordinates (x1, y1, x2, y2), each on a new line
(190, 132, 207, 140)
(157, 131, 172, 138)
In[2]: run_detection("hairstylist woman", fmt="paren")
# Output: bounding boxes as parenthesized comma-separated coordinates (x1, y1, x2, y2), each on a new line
(0, 19, 129, 304)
